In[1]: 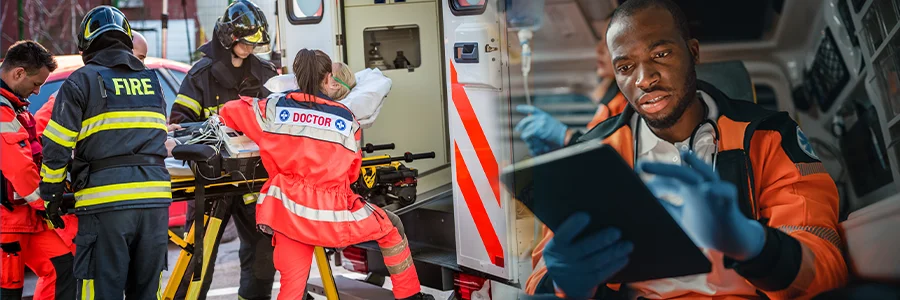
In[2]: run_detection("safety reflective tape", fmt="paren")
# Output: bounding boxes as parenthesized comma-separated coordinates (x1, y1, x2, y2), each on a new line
(795, 162, 828, 176)
(258, 98, 358, 152)
(265, 185, 373, 222)
(0, 120, 21, 133)
(74, 181, 171, 207)
(454, 141, 505, 267)
(202, 104, 224, 118)
(22, 188, 40, 203)
(777, 225, 842, 250)
(79, 111, 167, 141)
(385, 256, 413, 275)
(81, 279, 95, 300)
(175, 94, 201, 116)
(44, 120, 79, 148)
(41, 164, 68, 183)
(380, 237, 409, 258)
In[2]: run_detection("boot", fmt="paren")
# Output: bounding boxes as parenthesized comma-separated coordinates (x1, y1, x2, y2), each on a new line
(397, 292, 435, 300)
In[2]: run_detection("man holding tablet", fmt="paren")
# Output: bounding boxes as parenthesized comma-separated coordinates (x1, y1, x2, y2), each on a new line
(524, 0, 848, 298)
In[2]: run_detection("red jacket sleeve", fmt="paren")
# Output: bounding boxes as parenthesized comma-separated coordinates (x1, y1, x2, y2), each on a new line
(1, 106, 42, 205)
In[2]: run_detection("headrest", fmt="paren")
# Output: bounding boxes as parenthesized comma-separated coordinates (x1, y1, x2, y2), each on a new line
(696, 60, 755, 102)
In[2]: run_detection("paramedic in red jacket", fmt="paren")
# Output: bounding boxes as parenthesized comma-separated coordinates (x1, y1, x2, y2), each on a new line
(0, 40, 75, 300)
(218, 49, 433, 300)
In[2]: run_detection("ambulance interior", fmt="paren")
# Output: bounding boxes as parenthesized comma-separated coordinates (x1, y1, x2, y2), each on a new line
(509, 0, 900, 286)
(273, 0, 899, 295)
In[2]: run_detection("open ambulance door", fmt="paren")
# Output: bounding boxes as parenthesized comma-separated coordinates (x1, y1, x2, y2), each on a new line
(275, 0, 343, 65)
(341, 0, 452, 195)
(443, 0, 524, 285)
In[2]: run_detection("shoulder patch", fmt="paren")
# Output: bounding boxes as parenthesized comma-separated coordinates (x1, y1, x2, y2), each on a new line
(796, 126, 819, 160)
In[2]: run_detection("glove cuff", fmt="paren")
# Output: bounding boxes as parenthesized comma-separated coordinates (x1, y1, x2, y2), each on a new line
(725, 226, 802, 291)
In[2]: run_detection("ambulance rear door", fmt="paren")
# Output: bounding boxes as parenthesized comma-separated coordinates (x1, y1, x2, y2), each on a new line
(277, 0, 343, 65)
(442, 0, 518, 281)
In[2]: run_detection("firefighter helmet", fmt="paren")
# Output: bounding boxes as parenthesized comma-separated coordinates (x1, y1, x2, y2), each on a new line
(216, 0, 271, 53)
(78, 6, 133, 52)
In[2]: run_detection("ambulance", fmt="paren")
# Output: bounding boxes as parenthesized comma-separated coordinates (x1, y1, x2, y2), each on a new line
(266, 0, 900, 298)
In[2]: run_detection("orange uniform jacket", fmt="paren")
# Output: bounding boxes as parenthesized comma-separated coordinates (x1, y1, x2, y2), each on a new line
(526, 81, 847, 299)
(587, 82, 628, 130)
(1, 85, 46, 233)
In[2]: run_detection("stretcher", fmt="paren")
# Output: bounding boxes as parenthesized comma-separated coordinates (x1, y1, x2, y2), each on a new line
(161, 147, 340, 300)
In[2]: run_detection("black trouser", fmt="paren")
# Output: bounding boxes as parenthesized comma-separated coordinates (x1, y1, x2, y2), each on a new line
(74, 207, 168, 300)
(175, 196, 275, 300)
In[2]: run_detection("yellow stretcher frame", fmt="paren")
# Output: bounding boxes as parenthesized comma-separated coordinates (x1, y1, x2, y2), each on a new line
(162, 175, 340, 300)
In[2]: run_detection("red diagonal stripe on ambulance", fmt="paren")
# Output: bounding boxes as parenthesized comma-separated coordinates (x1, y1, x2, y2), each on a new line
(449, 61, 501, 206)
(455, 142, 505, 267)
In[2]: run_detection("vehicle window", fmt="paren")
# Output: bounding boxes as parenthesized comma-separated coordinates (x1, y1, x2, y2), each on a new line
(156, 70, 177, 116)
(754, 84, 778, 111)
(287, 0, 324, 25)
(169, 69, 187, 85)
(450, 0, 487, 16)
(26, 80, 64, 114)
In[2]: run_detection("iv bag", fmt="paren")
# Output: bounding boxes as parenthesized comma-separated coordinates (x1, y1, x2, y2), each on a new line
(506, 0, 545, 31)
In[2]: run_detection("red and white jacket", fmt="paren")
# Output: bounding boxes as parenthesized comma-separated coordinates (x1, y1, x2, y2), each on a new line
(219, 90, 394, 247)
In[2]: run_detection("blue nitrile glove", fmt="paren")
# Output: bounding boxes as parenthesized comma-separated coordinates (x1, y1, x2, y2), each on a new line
(515, 105, 568, 156)
(637, 151, 766, 261)
(544, 212, 633, 299)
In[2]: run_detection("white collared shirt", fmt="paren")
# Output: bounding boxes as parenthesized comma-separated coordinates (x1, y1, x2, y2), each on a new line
(626, 91, 758, 299)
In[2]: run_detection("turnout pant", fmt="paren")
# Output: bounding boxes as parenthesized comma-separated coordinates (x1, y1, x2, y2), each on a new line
(74, 208, 168, 300)
(0, 230, 75, 300)
(273, 209, 419, 300)
(175, 196, 275, 300)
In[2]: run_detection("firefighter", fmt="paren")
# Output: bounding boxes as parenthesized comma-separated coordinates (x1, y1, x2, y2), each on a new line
(39, 6, 171, 299)
(32, 31, 152, 256)
(217, 48, 433, 300)
(0, 40, 75, 300)
(525, 0, 848, 298)
(170, 1, 278, 299)
(514, 14, 626, 157)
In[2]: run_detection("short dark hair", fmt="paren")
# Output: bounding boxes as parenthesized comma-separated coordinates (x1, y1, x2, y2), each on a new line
(608, 0, 691, 41)
(1, 40, 58, 75)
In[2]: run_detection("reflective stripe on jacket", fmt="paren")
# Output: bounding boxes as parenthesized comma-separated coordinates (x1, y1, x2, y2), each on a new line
(40, 48, 171, 214)
(219, 91, 395, 247)
(1, 85, 47, 233)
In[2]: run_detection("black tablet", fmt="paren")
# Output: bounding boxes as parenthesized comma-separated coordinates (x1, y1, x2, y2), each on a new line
(501, 141, 711, 283)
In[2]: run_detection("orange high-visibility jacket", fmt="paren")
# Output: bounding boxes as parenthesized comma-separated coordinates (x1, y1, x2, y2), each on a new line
(218, 91, 396, 248)
(1, 86, 47, 233)
(525, 81, 848, 299)
(587, 82, 628, 130)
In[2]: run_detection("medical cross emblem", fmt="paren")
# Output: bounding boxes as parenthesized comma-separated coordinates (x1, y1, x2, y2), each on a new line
(279, 109, 290, 122)
(335, 119, 346, 131)
(796, 126, 819, 160)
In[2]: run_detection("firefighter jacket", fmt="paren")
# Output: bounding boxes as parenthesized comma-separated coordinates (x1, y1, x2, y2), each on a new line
(525, 81, 848, 299)
(218, 91, 396, 248)
(169, 28, 277, 123)
(1, 80, 47, 233)
(39, 47, 171, 214)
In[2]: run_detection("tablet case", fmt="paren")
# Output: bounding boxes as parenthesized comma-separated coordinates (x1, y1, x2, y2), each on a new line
(501, 141, 712, 283)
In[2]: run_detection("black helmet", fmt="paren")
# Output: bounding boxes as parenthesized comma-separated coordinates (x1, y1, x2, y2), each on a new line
(216, 0, 271, 53)
(78, 6, 133, 52)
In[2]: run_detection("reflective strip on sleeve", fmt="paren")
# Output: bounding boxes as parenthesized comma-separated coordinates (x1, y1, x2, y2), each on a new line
(74, 181, 171, 207)
(41, 164, 68, 183)
(80, 279, 95, 300)
(44, 120, 79, 148)
(265, 185, 373, 222)
(777, 225, 842, 250)
(78, 111, 167, 141)
(0, 120, 21, 133)
(175, 94, 202, 116)
(22, 188, 40, 203)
